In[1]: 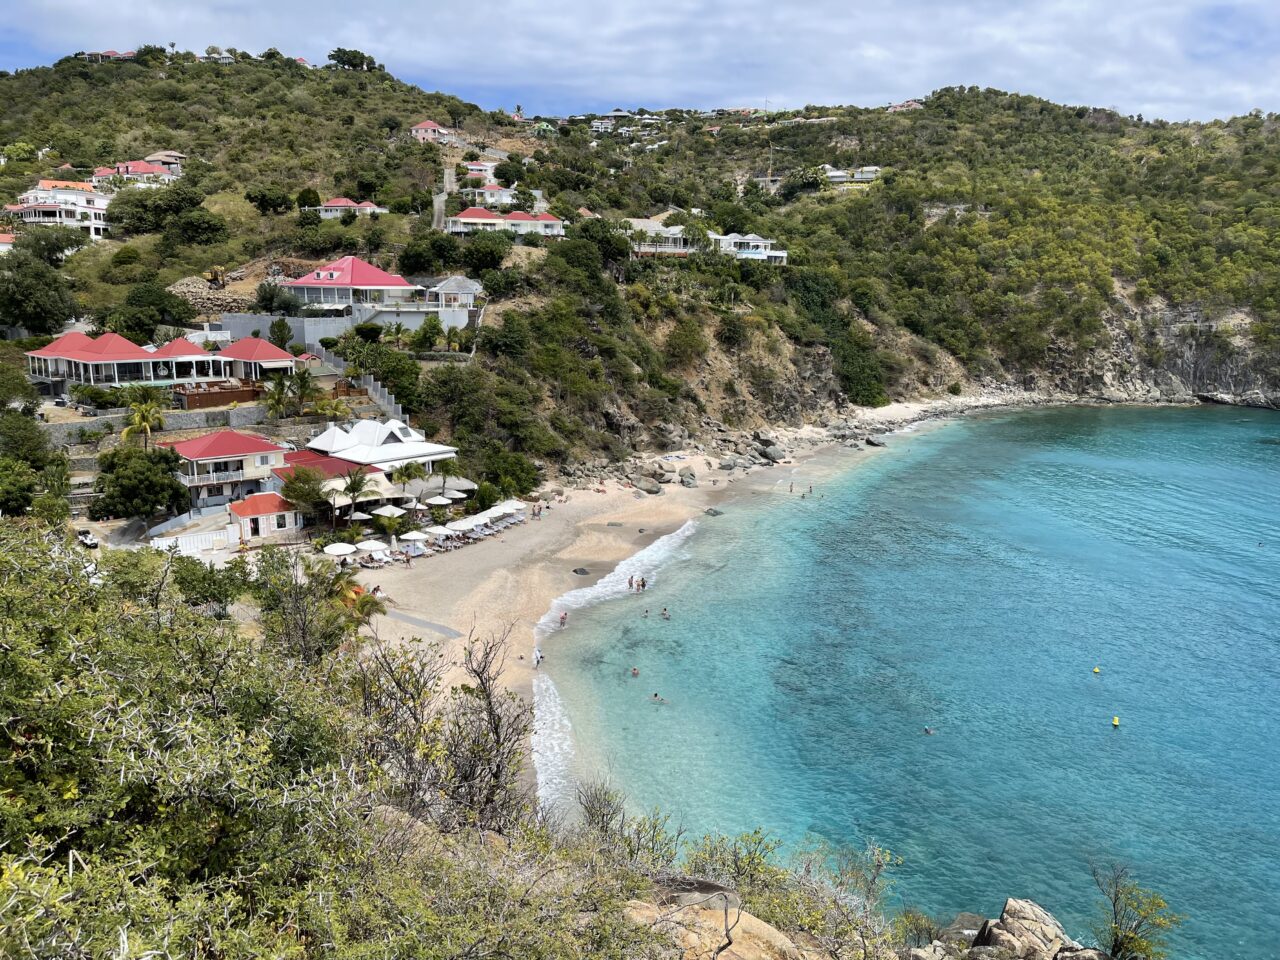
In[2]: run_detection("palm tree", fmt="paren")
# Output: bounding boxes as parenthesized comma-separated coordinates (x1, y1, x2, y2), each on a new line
(445, 327, 460, 352)
(340, 467, 371, 522)
(312, 397, 353, 420)
(288, 369, 323, 416)
(384, 321, 408, 349)
(121, 401, 165, 451)
(263, 375, 291, 418)
(348, 591, 387, 629)
(389, 461, 427, 494)
(434, 456, 459, 494)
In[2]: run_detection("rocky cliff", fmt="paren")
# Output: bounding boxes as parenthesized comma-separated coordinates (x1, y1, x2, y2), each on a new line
(629, 893, 1110, 960)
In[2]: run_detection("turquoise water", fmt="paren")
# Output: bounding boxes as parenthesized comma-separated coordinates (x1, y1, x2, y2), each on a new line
(533, 406, 1280, 958)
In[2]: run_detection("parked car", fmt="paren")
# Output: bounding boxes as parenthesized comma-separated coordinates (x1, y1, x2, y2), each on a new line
(76, 529, 99, 549)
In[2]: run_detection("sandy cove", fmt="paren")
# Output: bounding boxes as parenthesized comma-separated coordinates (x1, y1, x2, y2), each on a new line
(352, 389, 1060, 689)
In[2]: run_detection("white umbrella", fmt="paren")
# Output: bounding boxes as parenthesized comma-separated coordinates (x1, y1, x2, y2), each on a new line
(446, 518, 478, 532)
(403, 499, 424, 510)
(444, 490, 468, 500)
(497, 499, 527, 512)
(371, 504, 406, 518)
(425, 495, 452, 506)
(426, 525, 453, 537)
(400, 530, 429, 541)
(349, 511, 373, 521)
(357, 539, 389, 551)
(323, 542, 357, 556)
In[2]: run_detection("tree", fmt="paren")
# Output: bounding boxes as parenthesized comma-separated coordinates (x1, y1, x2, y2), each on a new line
(0, 251, 76, 335)
(0, 457, 38, 516)
(461, 231, 512, 274)
(268, 316, 293, 349)
(109, 182, 205, 235)
(280, 465, 328, 525)
(328, 47, 377, 71)
(296, 187, 321, 210)
(1093, 863, 1184, 960)
(340, 467, 371, 521)
(0, 410, 52, 469)
(245, 184, 293, 215)
(262, 375, 291, 418)
(107, 282, 196, 344)
(288, 368, 323, 414)
(433, 456, 459, 494)
(13, 227, 87, 266)
(255, 281, 303, 317)
(297, 207, 322, 228)
(389, 461, 427, 493)
(165, 207, 229, 245)
(120, 401, 165, 451)
(89, 446, 186, 520)
(0, 365, 39, 415)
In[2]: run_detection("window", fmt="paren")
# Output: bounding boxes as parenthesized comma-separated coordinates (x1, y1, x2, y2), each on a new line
(257, 454, 272, 466)
(275, 513, 288, 529)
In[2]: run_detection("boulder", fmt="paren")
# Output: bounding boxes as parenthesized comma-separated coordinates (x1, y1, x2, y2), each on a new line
(657, 460, 677, 473)
(657, 472, 675, 484)
(865, 436, 887, 448)
(678, 465, 696, 478)
(940, 912, 987, 947)
(974, 899, 1081, 960)
(762, 445, 787, 463)
(680, 474, 697, 488)
(704, 507, 724, 517)
(1056, 950, 1111, 960)
(572, 568, 590, 576)
(632, 476, 662, 495)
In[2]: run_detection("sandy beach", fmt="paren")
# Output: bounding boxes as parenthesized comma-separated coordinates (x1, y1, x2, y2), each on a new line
(352, 389, 1058, 689)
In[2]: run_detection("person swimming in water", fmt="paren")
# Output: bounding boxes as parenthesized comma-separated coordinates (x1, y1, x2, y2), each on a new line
(924, 727, 935, 735)
(651, 692, 666, 703)
(661, 607, 671, 620)
(631, 666, 640, 677)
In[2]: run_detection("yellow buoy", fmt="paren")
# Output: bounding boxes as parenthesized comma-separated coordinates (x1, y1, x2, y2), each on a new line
(1093, 666, 1101, 674)
(1112, 716, 1120, 728)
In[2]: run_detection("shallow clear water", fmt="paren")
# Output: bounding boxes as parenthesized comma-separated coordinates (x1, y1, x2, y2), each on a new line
(533, 406, 1280, 958)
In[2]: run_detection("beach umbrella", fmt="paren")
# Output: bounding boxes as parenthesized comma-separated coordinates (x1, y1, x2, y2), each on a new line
(403, 499, 424, 510)
(349, 511, 373, 521)
(323, 542, 357, 556)
(497, 499, 527, 512)
(446, 518, 478, 532)
(425, 495, 452, 506)
(400, 530, 429, 541)
(357, 539, 388, 552)
(426, 525, 453, 538)
(444, 489, 467, 500)
(371, 504, 406, 518)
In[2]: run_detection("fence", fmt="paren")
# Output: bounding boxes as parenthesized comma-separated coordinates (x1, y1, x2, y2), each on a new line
(42, 405, 267, 448)
(147, 504, 227, 538)
(149, 524, 239, 557)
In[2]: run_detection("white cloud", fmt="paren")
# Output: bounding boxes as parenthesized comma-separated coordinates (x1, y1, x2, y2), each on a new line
(5, 0, 1280, 119)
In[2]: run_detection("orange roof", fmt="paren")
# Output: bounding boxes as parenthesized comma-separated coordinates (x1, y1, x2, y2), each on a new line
(36, 179, 96, 193)
(229, 492, 295, 519)
(216, 337, 297, 363)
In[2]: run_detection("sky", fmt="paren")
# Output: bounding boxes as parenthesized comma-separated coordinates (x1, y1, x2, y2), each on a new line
(3, 0, 1280, 121)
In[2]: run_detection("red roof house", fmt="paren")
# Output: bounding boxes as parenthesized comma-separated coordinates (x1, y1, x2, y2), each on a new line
(163, 430, 284, 462)
(282, 255, 421, 305)
(228, 492, 301, 541)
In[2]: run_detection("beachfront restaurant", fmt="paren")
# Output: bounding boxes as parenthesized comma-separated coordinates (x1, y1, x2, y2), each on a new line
(26, 332, 233, 395)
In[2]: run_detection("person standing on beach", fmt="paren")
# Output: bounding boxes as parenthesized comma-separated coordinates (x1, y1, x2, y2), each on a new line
(628, 575, 634, 591)
(789, 482, 794, 493)
(559, 611, 568, 628)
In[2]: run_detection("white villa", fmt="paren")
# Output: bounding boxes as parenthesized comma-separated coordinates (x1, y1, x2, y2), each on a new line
(307, 418, 457, 472)
(162, 430, 290, 507)
(624, 218, 788, 264)
(26, 332, 234, 392)
(461, 161, 499, 184)
(91, 160, 180, 189)
(446, 207, 564, 237)
(590, 118, 615, 133)
(4, 180, 112, 239)
(303, 197, 389, 219)
(411, 119, 452, 143)
(283, 255, 421, 306)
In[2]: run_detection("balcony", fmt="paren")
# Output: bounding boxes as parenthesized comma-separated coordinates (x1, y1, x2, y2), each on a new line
(178, 469, 245, 487)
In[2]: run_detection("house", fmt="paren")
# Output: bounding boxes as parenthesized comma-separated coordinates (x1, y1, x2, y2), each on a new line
(623, 218, 787, 264)
(460, 182, 517, 206)
(91, 160, 179, 189)
(532, 121, 556, 137)
(160, 430, 289, 507)
(303, 197, 389, 219)
(214, 336, 299, 381)
(577, 207, 600, 219)
(307, 418, 457, 472)
(411, 119, 451, 143)
(820, 163, 851, 185)
(4, 180, 111, 239)
(853, 166, 882, 182)
(461, 161, 499, 184)
(270, 450, 392, 505)
(201, 52, 236, 64)
(77, 50, 136, 63)
(145, 150, 187, 175)
(283, 255, 422, 307)
(446, 207, 564, 237)
(228, 492, 302, 542)
(25, 333, 234, 394)
(887, 100, 924, 113)
(0, 233, 13, 254)
(590, 118, 615, 134)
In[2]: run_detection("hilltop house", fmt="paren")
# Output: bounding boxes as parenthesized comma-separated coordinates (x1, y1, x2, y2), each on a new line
(853, 166, 882, 182)
(411, 119, 452, 143)
(461, 161, 499, 184)
(446, 207, 564, 237)
(590, 118, 615, 134)
(91, 160, 180, 189)
(228, 492, 302, 542)
(887, 100, 924, 113)
(283, 255, 421, 306)
(25, 333, 234, 394)
(820, 163, 851, 185)
(4, 180, 111, 239)
(459, 183, 545, 208)
(307, 418, 457, 473)
(0, 233, 13, 254)
(303, 197, 389, 219)
(624, 218, 788, 265)
(77, 50, 136, 62)
(214, 336, 299, 381)
(145, 150, 187, 175)
(160, 430, 289, 507)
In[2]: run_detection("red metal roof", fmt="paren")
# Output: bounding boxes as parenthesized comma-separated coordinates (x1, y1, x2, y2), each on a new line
(454, 206, 502, 220)
(26, 331, 152, 362)
(115, 160, 171, 176)
(27, 331, 95, 359)
(275, 449, 383, 481)
(505, 211, 535, 221)
(230, 492, 295, 519)
(534, 213, 562, 222)
(215, 337, 297, 363)
(413, 120, 443, 130)
(162, 430, 284, 461)
(322, 197, 357, 207)
(150, 338, 211, 359)
(283, 255, 415, 289)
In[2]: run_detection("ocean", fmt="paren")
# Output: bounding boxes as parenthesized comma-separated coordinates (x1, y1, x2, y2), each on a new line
(531, 405, 1280, 959)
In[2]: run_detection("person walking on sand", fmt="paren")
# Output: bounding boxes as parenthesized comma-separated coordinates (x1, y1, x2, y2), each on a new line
(789, 481, 794, 493)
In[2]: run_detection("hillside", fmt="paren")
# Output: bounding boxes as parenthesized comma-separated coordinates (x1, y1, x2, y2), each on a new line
(3, 56, 1280, 496)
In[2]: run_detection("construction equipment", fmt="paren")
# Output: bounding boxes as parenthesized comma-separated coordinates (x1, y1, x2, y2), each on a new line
(203, 265, 226, 289)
